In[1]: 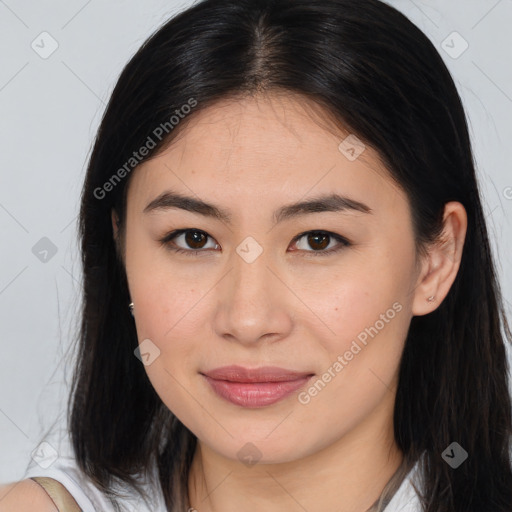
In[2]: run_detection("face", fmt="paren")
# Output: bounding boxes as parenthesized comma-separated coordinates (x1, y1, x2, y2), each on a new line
(117, 92, 422, 464)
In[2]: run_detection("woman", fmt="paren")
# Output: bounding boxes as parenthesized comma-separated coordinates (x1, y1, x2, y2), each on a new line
(2, 0, 511, 510)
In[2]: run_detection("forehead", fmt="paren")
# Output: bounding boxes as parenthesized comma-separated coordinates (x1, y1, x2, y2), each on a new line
(127, 91, 406, 218)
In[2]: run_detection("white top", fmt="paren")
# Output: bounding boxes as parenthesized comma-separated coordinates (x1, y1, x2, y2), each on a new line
(23, 428, 423, 511)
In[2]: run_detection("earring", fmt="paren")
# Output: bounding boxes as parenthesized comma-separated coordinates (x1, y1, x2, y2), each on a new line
(128, 302, 134, 316)
(427, 296, 435, 302)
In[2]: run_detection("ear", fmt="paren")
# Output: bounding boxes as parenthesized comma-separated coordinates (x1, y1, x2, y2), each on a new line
(412, 201, 467, 316)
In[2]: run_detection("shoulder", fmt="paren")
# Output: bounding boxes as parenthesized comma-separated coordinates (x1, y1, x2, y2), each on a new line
(0, 479, 58, 512)
(21, 429, 166, 512)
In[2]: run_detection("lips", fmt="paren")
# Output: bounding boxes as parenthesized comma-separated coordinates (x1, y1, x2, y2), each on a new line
(202, 365, 314, 382)
(201, 365, 315, 407)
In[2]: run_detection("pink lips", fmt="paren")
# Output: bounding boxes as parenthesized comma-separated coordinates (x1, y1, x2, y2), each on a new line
(201, 365, 314, 408)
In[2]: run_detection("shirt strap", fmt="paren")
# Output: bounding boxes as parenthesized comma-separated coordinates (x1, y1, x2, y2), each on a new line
(30, 477, 82, 512)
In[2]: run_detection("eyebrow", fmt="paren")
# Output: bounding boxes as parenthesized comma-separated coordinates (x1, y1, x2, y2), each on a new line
(143, 189, 372, 224)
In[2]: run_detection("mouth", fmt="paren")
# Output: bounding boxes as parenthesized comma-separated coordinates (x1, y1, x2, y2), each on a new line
(200, 365, 315, 408)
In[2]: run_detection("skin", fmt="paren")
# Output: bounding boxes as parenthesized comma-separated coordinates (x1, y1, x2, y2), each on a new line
(0, 480, 58, 511)
(112, 91, 467, 512)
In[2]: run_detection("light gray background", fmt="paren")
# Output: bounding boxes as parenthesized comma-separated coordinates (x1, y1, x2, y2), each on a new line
(1, 0, 511, 483)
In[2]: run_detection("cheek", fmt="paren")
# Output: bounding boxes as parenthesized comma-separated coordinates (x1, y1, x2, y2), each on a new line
(131, 279, 202, 363)
(294, 255, 412, 415)
(129, 274, 206, 423)
(301, 260, 407, 350)
(124, 234, 200, 359)
(293, 272, 408, 441)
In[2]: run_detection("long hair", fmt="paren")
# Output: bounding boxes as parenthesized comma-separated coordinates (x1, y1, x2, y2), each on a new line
(69, 1, 512, 510)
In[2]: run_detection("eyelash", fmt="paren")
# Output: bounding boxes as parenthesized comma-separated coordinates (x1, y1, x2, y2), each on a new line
(158, 229, 350, 257)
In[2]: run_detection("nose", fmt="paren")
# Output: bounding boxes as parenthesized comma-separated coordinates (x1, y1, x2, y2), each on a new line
(212, 249, 294, 346)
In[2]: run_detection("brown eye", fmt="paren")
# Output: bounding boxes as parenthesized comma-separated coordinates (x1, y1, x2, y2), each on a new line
(292, 230, 350, 257)
(159, 229, 218, 254)
(184, 230, 208, 249)
(306, 232, 330, 250)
